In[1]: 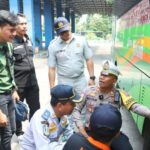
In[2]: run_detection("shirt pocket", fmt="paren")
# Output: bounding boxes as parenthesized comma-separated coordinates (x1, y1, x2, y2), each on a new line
(73, 47, 84, 61)
(74, 48, 83, 56)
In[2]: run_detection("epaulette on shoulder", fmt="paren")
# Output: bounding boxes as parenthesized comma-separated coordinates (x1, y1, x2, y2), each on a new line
(41, 110, 51, 120)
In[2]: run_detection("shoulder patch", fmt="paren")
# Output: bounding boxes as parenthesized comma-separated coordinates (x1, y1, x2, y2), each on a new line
(43, 124, 49, 136)
(42, 110, 50, 120)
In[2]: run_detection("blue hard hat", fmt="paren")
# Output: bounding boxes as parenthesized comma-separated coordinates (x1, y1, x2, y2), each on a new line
(54, 17, 70, 34)
(15, 101, 28, 121)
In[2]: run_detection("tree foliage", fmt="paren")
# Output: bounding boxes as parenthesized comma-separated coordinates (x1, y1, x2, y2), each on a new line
(76, 14, 112, 40)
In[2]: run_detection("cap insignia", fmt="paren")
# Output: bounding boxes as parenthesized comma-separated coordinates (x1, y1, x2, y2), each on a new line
(58, 22, 64, 28)
(103, 61, 109, 70)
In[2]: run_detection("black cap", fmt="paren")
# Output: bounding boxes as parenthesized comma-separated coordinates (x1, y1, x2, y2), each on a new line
(0, 10, 18, 26)
(51, 84, 82, 103)
(90, 104, 122, 138)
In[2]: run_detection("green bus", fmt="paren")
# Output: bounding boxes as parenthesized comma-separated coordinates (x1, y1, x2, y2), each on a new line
(112, 0, 150, 149)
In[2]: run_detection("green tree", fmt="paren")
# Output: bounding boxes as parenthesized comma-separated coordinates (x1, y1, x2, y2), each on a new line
(76, 14, 112, 40)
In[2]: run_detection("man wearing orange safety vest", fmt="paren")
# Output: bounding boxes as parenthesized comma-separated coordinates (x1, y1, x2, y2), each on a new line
(63, 104, 122, 150)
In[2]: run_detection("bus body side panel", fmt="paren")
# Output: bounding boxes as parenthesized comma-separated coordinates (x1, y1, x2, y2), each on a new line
(113, 0, 150, 133)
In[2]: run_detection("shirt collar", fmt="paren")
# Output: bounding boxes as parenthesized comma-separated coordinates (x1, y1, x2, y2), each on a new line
(0, 43, 7, 49)
(14, 34, 29, 43)
(59, 33, 75, 44)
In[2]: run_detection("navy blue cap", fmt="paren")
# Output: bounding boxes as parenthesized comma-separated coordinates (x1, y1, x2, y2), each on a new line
(90, 104, 122, 137)
(51, 84, 82, 103)
(54, 17, 70, 34)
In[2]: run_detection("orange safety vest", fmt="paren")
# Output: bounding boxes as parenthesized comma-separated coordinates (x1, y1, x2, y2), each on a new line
(88, 136, 111, 150)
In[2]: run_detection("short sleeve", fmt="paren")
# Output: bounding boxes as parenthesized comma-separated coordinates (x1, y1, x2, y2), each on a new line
(83, 38, 93, 59)
(47, 44, 57, 67)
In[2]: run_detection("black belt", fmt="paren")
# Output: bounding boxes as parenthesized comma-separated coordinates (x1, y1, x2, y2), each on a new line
(0, 91, 12, 95)
(59, 72, 84, 79)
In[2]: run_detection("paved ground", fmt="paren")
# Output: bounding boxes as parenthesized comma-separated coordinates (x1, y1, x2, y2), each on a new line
(11, 41, 143, 150)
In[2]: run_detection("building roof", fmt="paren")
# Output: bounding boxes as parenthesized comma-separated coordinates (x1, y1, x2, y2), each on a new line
(60, 0, 142, 17)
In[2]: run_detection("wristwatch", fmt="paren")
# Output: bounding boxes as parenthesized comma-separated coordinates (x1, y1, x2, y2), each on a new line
(90, 76, 96, 81)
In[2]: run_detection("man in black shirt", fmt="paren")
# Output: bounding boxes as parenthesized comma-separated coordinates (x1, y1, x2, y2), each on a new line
(63, 104, 122, 150)
(12, 13, 40, 136)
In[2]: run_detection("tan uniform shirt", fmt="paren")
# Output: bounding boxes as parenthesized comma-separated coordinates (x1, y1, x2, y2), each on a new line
(73, 85, 136, 128)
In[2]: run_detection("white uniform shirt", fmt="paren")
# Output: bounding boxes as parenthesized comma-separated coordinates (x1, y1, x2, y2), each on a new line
(20, 105, 73, 150)
(48, 34, 93, 78)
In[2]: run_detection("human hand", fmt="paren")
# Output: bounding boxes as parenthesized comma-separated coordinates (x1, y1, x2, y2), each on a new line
(12, 90, 20, 101)
(0, 110, 8, 127)
(79, 126, 89, 138)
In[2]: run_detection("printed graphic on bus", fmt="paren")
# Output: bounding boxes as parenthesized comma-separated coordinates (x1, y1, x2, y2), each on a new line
(113, 0, 150, 141)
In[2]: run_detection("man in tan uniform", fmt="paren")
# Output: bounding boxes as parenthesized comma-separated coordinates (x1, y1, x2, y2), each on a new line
(73, 60, 150, 150)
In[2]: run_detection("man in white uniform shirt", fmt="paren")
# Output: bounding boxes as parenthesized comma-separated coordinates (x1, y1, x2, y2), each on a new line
(48, 17, 95, 95)
(20, 84, 82, 150)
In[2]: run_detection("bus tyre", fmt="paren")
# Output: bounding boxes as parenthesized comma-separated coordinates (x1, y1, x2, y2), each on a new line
(142, 118, 150, 150)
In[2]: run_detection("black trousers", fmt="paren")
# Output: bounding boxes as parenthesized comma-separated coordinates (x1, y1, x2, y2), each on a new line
(16, 85, 40, 136)
(111, 132, 133, 150)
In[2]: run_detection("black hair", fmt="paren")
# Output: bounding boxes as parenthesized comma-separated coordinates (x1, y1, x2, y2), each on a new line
(0, 10, 18, 27)
(113, 75, 118, 80)
(17, 13, 26, 18)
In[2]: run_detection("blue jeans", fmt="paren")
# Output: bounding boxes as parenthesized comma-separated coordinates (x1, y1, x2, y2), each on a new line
(0, 94, 15, 150)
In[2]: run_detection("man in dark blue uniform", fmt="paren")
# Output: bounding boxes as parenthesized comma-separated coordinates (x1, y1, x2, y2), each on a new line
(63, 104, 122, 150)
